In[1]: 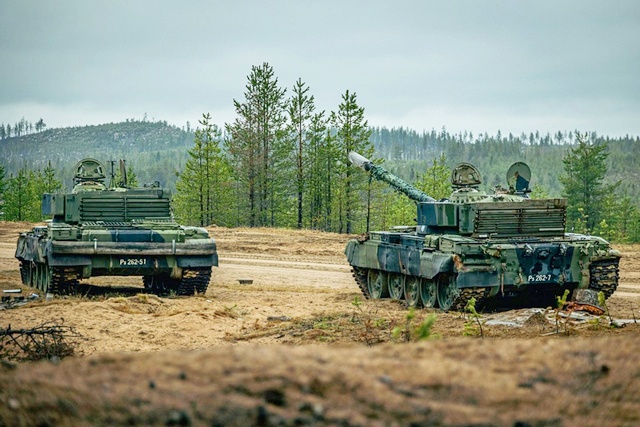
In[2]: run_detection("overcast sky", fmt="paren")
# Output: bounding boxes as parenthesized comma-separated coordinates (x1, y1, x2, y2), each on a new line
(1, 0, 639, 137)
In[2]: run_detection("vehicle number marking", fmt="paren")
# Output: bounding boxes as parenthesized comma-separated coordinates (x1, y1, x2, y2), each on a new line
(119, 258, 148, 266)
(528, 274, 552, 282)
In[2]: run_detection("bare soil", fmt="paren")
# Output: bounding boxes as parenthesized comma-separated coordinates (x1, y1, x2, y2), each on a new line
(1, 222, 639, 426)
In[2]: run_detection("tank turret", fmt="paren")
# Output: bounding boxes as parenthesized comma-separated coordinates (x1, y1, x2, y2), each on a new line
(348, 151, 553, 237)
(344, 151, 620, 312)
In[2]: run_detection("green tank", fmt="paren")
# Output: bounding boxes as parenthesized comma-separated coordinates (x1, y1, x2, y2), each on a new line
(15, 158, 217, 296)
(345, 151, 621, 311)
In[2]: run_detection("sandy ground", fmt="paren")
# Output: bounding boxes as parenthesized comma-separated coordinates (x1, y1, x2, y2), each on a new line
(1, 222, 639, 426)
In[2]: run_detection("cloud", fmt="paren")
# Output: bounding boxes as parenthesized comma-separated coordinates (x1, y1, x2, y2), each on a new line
(1, 0, 639, 136)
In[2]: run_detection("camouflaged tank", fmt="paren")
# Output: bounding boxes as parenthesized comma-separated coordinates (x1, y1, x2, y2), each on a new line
(345, 152, 621, 311)
(15, 158, 217, 296)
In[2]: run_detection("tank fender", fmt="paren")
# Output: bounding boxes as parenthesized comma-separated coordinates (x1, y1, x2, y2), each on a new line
(15, 234, 46, 263)
(419, 252, 454, 279)
(14, 235, 29, 260)
(344, 239, 382, 270)
(177, 255, 218, 268)
(344, 239, 361, 265)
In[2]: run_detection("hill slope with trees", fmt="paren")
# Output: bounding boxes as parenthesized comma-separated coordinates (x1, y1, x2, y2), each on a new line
(0, 119, 194, 190)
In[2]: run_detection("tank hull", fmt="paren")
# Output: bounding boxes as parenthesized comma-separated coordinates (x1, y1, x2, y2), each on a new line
(15, 223, 218, 296)
(345, 231, 620, 311)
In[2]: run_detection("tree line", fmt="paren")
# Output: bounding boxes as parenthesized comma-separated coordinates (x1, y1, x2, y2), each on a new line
(0, 162, 62, 222)
(1, 62, 639, 242)
(0, 117, 47, 139)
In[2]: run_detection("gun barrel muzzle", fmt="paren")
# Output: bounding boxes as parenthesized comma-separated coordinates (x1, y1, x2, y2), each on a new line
(348, 151, 372, 169)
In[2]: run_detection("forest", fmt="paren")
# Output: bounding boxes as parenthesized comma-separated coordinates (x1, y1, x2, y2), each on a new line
(1, 62, 639, 242)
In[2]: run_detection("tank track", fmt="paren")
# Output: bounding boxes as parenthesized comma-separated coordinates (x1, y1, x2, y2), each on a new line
(143, 268, 211, 296)
(19, 262, 28, 284)
(351, 267, 487, 312)
(18, 262, 80, 295)
(177, 267, 211, 296)
(49, 267, 81, 294)
(588, 258, 620, 299)
(451, 287, 487, 312)
(352, 267, 370, 299)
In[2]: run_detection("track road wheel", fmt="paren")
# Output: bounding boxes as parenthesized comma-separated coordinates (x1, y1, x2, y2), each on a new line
(367, 269, 389, 299)
(388, 273, 404, 300)
(420, 279, 437, 308)
(404, 276, 422, 307)
(437, 274, 459, 311)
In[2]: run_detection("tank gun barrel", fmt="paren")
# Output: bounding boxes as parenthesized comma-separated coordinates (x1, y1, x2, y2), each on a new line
(348, 151, 435, 203)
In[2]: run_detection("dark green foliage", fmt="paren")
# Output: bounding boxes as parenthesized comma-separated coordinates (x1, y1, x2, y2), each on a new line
(174, 114, 233, 227)
(225, 62, 289, 227)
(288, 78, 316, 229)
(42, 160, 63, 193)
(0, 164, 5, 218)
(560, 134, 617, 233)
(2, 163, 63, 221)
(415, 153, 451, 201)
(330, 90, 373, 233)
(4, 167, 38, 221)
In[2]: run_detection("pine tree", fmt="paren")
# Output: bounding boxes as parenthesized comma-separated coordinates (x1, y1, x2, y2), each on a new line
(226, 62, 288, 227)
(4, 167, 34, 221)
(114, 162, 139, 188)
(415, 153, 451, 200)
(288, 78, 315, 229)
(0, 164, 6, 219)
(306, 112, 331, 230)
(2, 163, 63, 222)
(560, 134, 618, 233)
(175, 113, 233, 227)
(41, 160, 63, 194)
(331, 90, 372, 233)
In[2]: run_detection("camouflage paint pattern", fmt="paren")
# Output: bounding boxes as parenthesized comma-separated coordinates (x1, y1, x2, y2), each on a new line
(344, 151, 621, 310)
(15, 158, 217, 295)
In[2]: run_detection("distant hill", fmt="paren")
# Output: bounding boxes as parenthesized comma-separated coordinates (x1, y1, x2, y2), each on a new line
(0, 120, 195, 190)
(1, 120, 639, 203)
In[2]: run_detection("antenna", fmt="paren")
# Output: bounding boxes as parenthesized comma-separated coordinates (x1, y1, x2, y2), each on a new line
(109, 160, 117, 188)
(119, 159, 128, 188)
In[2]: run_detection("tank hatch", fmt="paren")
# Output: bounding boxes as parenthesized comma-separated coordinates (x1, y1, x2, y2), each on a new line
(506, 162, 531, 193)
(73, 158, 107, 192)
(451, 162, 482, 189)
(74, 158, 106, 182)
